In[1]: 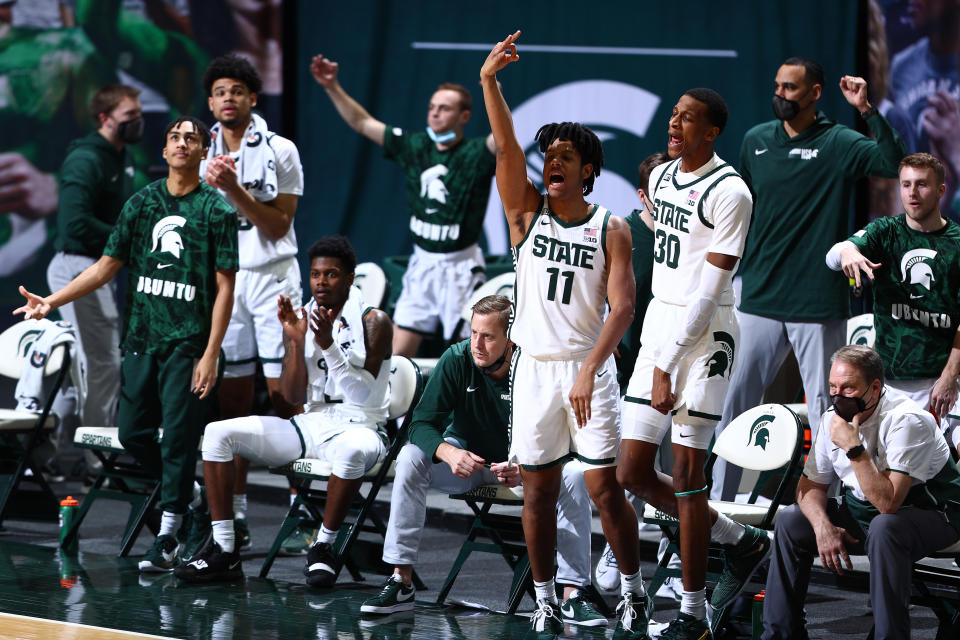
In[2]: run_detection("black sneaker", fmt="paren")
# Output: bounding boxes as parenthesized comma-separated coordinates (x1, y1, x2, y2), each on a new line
(360, 574, 416, 614)
(711, 525, 772, 610)
(174, 540, 243, 583)
(659, 612, 712, 640)
(304, 541, 338, 588)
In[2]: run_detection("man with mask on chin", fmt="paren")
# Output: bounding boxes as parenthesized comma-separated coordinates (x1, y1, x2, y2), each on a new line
(46, 83, 143, 467)
(310, 53, 497, 357)
(711, 57, 908, 503)
(762, 345, 960, 640)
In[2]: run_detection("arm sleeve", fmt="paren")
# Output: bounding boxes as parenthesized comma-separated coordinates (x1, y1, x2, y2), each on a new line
(272, 136, 304, 196)
(319, 342, 378, 404)
(407, 347, 461, 460)
(825, 240, 857, 271)
(57, 151, 115, 247)
(802, 413, 839, 485)
(840, 114, 908, 179)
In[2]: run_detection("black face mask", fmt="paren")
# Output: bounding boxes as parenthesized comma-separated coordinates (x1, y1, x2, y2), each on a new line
(117, 116, 145, 144)
(832, 388, 876, 422)
(478, 344, 510, 376)
(772, 95, 801, 121)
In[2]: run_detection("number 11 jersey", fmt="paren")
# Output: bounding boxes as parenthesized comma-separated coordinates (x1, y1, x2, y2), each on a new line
(648, 154, 752, 307)
(511, 196, 611, 359)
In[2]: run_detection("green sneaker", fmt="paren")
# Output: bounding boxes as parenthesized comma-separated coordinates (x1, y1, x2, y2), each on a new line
(181, 508, 212, 562)
(560, 591, 607, 627)
(234, 517, 252, 551)
(525, 598, 563, 639)
(138, 534, 180, 573)
(280, 523, 317, 556)
(659, 612, 712, 640)
(612, 592, 651, 639)
(360, 574, 416, 614)
(711, 524, 772, 610)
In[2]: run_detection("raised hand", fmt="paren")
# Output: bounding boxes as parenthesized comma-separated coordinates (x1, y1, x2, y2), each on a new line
(310, 304, 336, 349)
(839, 245, 881, 288)
(277, 295, 307, 340)
(205, 155, 238, 192)
(310, 54, 340, 88)
(839, 75, 870, 112)
(480, 30, 522, 79)
(13, 285, 51, 320)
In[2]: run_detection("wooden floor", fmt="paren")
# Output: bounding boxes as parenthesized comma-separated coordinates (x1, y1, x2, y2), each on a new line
(0, 540, 546, 640)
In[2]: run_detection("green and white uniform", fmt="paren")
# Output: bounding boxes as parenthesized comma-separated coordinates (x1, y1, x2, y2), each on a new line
(846, 215, 960, 381)
(383, 127, 495, 339)
(104, 179, 238, 513)
(624, 155, 752, 450)
(509, 198, 620, 469)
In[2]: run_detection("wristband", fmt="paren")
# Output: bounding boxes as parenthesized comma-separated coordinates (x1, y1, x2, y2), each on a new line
(860, 106, 878, 120)
(845, 444, 866, 460)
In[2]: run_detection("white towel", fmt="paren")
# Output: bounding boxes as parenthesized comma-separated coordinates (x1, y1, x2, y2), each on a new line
(207, 113, 278, 202)
(14, 319, 81, 413)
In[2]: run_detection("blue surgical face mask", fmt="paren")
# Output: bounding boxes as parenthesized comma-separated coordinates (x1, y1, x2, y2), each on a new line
(426, 126, 457, 144)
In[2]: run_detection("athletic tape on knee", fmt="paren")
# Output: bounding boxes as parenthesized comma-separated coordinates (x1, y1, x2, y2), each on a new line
(674, 485, 708, 498)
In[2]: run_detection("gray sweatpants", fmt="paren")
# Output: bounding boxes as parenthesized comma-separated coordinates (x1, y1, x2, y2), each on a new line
(382, 439, 593, 587)
(711, 310, 845, 500)
(762, 501, 959, 640)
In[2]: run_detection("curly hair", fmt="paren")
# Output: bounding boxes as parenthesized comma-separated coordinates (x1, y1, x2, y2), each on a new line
(203, 54, 262, 96)
(307, 235, 357, 274)
(535, 122, 604, 195)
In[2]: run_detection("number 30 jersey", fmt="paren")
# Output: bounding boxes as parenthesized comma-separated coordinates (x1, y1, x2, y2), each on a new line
(648, 154, 752, 307)
(511, 197, 611, 359)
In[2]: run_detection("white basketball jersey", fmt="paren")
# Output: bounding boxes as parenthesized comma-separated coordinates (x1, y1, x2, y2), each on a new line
(303, 299, 390, 422)
(511, 198, 610, 358)
(648, 154, 751, 306)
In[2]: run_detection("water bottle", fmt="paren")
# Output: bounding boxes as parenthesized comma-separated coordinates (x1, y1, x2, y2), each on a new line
(752, 589, 765, 640)
(59, 496, 79, 555)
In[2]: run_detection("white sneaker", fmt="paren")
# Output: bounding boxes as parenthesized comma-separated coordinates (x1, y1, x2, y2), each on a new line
(655, 576, 683, 602)
(593, 543, 620, 592)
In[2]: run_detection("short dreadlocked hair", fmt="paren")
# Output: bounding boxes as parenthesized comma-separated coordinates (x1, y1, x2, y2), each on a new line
(203, 54, 262, 96)
(682, 88, 729, 134)
(308, 235, 357, 274)
(534, 122, 604, 196)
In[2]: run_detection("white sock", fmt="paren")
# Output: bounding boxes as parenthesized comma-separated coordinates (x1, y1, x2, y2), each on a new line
(711, 513, 745, 546)
(212, 519, 235, 553)
(621, 569, 646, 597)
(564, 588, 580, 602)
(189, 482, 203, 510)
(533, 578, 557, 604)
(289, 492, 297, 507)
(233, 494, 248, 519)
(159, 511, 183, 537)
(680, 588, 707, 620)
(316, 524, 338, 545)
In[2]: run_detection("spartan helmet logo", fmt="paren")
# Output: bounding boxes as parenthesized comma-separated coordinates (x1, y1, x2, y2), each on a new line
(748, 414, 774, 450)
(151, 215, 187, 258)
(900, 248, 938, 293)
(707, 331, 736, 378)
(420, 164, 449, 214)
(17, 329, 41, 359)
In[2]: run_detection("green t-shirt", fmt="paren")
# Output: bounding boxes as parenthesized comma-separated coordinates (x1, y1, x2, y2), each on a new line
(738, 113, 907, 321)
(383, 127, 496, 253)
(104, 179, 239, 356)
(617, 209, 655, 389)
(407, 339, 510, 464)
(848, 214, 960, 379)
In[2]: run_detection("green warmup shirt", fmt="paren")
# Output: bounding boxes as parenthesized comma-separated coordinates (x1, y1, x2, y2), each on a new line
(383, 127, 496, 253)
(55, 132, 135, 256)
(407, 339, 510, 465)
(617, 209, 655, 388)
(848, 214, 960, 380)
(103, 179, 239, 357)
(738, 112, 906, 321)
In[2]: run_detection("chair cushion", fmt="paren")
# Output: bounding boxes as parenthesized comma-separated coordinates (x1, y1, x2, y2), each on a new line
(74, 426, 201, 452)
(0, 408, 58, 432)
(450, 483, 524, 503)
(275, 458, 396, 480)
(643, 499, 783, 528)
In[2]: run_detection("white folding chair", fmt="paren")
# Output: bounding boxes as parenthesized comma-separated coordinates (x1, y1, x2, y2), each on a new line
(847, 312, 875, 347)
(354, 262, 390, 310)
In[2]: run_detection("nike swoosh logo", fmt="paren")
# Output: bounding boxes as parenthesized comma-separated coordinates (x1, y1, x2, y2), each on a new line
(909, 294, 923, 299)
(229, 560, 241, 570)
(157, 263, 172, 269)
(540, 219, 551, 225)
(466, 386, 478, 392)
(679, 432, 694, 438)
(560, 603, 574, 617)
(396, 590, 414, 602)
(596, 370, 607, 378)
(755, 148, 768, 155)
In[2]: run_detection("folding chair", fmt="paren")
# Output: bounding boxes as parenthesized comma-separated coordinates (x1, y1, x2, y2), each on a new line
(435, 483, 533, 613)
(641, 403, 805, 628)
(0, 320, 73, 525)
(412, 271, 515, 379)
(259, 355, 423, 580)
(354, 262, 390, 310)
(61, 427, 165, 556)
(847, 312, 875, 347)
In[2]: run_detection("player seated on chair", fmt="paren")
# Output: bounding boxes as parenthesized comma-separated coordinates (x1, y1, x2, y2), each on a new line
(359, 295, 607, 627)
(175, 235, 393, 585)
(762, 345, 960, 640)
